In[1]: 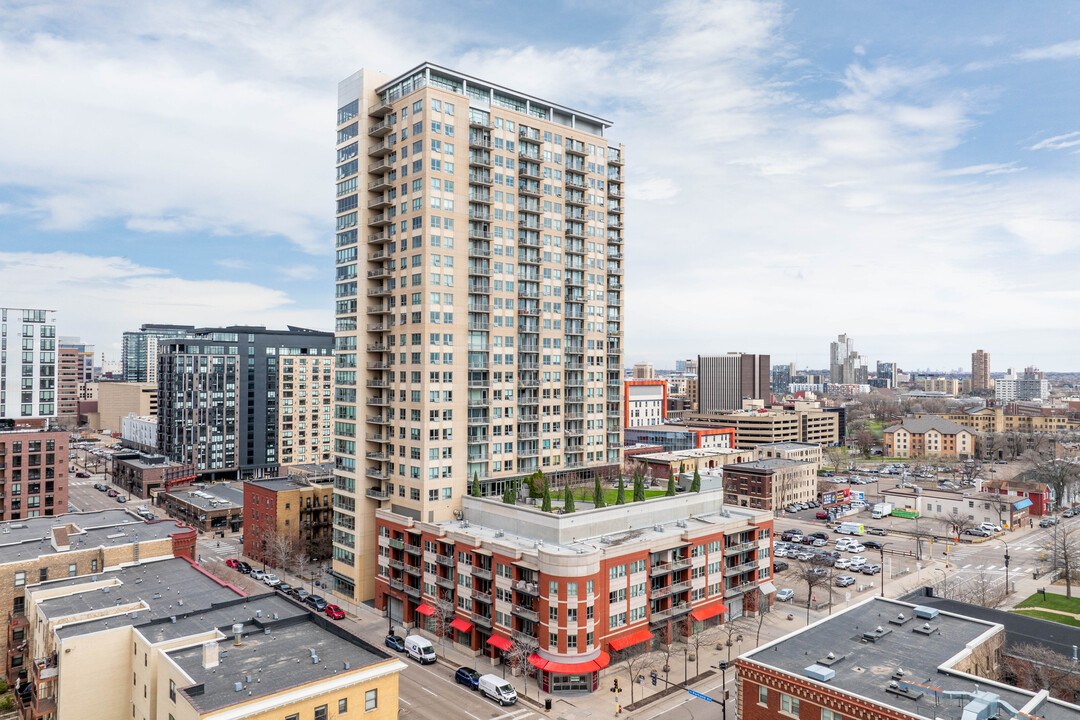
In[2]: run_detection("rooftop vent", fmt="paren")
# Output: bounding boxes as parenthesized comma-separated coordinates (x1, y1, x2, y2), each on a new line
(343, 661, 350, 670)
(494, 530, 504, 538)
(913, 622, 939, 636)
(170, 616, 176, 624)
(804, 664, 835, 682)
(817, 652, 845, 666)
(234, 682, 242, 693)
(862, 626, 893, 643)
(913, 605, 939, 620)
(889, 613, 911, 627)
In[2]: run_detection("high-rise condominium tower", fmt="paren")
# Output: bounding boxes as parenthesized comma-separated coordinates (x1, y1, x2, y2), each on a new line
(0, 308, 57, 423)
(696, 353, 770, 412)
(971, 349, 990, 394)
(332, 64, 626, 602)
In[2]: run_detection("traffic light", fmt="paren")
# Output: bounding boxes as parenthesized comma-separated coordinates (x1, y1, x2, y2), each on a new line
(611, 680, 617, 693)
(651, 670, 658, 686)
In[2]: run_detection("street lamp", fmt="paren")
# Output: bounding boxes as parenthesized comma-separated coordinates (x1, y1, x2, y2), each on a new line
(878, 543, 888, 597)
(710, 661, 729, 720)
(1000, 539, 1010, 595)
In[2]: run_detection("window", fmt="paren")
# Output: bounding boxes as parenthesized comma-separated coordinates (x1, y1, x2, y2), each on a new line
(781, 693, 799, 715)
(68, 563, 77, 577)
(169, 679, 176, 702)
(14, 572, 24, 587)
(759, 685, 768, 705)
(339, 697, 348, 713)
(365, 689, 378, 711)
(822, 710, 842, 720)
(315, 705, 328, 720)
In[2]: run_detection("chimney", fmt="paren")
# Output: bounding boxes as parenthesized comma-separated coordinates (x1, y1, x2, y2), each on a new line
(202, 641, 219, 670)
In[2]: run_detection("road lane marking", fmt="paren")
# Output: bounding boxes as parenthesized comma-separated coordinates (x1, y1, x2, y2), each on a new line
(963, 564, 972, 569)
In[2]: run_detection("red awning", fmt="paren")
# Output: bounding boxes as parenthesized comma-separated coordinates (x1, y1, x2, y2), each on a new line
(486, 635, 513, 651)
(450, 618, 473, 633)
(608, 629, 654, 652)
(414, 603, 435, 617)
(528, 652, 610, 674)
(690, 603, 727, 622)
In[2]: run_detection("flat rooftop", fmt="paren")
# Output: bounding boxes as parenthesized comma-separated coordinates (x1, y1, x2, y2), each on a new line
(0, 510, 182, 566)
(742, 596, 1080, 720)
(638, 448, 747, 462)
(245, 477, 310, 493)
(170, 616, 391, 713)
(757, 441, 820, 450)
(727, 458, 810, 471)
(166, 484, 244, 509)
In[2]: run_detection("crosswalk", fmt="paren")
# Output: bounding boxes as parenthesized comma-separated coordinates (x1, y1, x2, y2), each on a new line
(954, 563, 1039, 574)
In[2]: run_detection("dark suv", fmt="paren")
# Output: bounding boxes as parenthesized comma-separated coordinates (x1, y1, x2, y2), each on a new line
(305, 594, 328, 612)
(455, 667, 481, 689)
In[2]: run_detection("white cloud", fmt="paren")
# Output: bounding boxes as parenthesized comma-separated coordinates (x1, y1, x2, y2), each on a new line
(940, 162, 1025, 176)
(278, 264, 322, 281)
(1029, 131, 1080, 151)
(0, 251, 328, 355)
(1016, 39, 1080, 61)
(214, 258, 250, 270)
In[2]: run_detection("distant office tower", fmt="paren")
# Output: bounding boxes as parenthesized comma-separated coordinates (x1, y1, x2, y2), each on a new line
(0, 308, 57, 423)
(624, 379, 666, 427)
(333, 63, 625, 602)
(876, 361, 896, 387)
(632, 362, 655, 379)
(58, 337, 95, 383)
(829, 333, 868, 385)
(770, 362, 795, 393)
(121, 324, 196, 383)
(995, 367, 1049, 403)
(971, 350, 990, 394)
(675, 359, 686, 373)
(697, 353, 770, 411)
(157, 325, 333, 479)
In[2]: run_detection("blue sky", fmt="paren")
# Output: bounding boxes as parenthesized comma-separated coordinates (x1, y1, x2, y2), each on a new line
(1, 0, 1078, 370)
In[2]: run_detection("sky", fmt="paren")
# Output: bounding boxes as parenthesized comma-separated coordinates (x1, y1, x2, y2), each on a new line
(1, 0, 1079, 371)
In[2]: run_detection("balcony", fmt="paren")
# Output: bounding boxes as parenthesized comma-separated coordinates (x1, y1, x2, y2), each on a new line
(723, 560, 758, 577)
(367, 213, 392, 227)
(518, 182, 541, 197)
(469, 153, 492, 168)
(404, 543, 422, 555)
(368, 175, 392, 191)
(366, 487, 389, 500)
(650, 580, 693, 600)
(469, 190, 492, 203)
(367, 194, 392, 210)
(365, 361, 390, 370)
(388, 558, 404, 571)
(367, 267, 389, 280)
(512, 629, 537, 645)
(468, 227, 492, 241)
(723, 541, 756, 556)
(404, 584, 421, 598)
(511, 604, 539, 622)
(468, 283, 491, 294)
(724, 581, 757, 599)
(388, 578, 404, 592)
(368, 98, 393, 117)
(471, 589, 493, 604)
(366, 415, 390, 425)
(367, 157, 392, 173)
(609, 148, 624, 165)
(368, 118, 393, 136)
(468, 264, 492, 277)
(469, 171, 494, 186)
(472, 566, 493, 581)
(404, 564, 421, 577)
(365, 467, 388, 481)
(435, 576, 456, 590)
(467, 398, 491, 408)
(470, 114, 493, 129)
(435, 553, 455, 567)
(649, 558, 692, 576)
(472, 612, 493, 628)
(469, 136, 493, 150)
(651, 602, 692, 622)
(513, 580, 540, 597)
(565, 140, 587, 156)
(368, 230, 390, 244)
(368, 139, 393, 157)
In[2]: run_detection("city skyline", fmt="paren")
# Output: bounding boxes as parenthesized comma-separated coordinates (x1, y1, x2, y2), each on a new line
(2, 1, 1080, 370)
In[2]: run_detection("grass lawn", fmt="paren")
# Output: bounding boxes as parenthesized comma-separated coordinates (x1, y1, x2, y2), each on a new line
(866, 420, 884, 438)
(1011, 609, 1080, 627)
(570, 486, 668, 505)
(1015, 592, 1080, 614)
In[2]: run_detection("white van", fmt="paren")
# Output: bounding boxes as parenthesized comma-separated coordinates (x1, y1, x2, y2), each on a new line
(478, 673, 518, 706)
(404, 635, 436, 664)
(836, 522, 865, 536)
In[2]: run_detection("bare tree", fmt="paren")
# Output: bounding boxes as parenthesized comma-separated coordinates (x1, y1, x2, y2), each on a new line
(1049, 526, 1080, 598)
(1006, 643, 1080, 701)
(823, 445, 846, 473)
(430, 597, 456, 655)
(615, 646, 657, 705)
(855, 427, 875, 458)
(934, 511, 979, 541)
(267, 529, 296, 571)
(1024, 450, 1080, 512)
(686, 621, 720, 678)
(798, 562, 829, 622)
(508, 635, 540, 697)
(949, 569, 1007, 608)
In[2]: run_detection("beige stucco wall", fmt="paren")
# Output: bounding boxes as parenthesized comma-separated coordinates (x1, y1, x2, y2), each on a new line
(57, 625, 135, 720)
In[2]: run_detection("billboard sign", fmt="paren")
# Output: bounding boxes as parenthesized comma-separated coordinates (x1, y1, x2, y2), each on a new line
(822, 488, 850, 507)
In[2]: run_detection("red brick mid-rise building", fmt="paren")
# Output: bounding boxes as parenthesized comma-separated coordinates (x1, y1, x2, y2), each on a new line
(0, 427, 68, 520)
(376, 490, 774, 695)
(737, 596, 1080, 720)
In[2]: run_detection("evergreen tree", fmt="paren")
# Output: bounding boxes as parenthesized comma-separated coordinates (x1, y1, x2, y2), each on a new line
(502, 484, 513, 504)
(615, 474, 626, 505)
(633, 472, 645, 502)
(564, 481, 576, 513)
(541, 480, 552, 512)
(472, 471, 481, 497)
(593, 476, 606, 508)
(666, 467, 677, 496)
(691, 468, 702, 493)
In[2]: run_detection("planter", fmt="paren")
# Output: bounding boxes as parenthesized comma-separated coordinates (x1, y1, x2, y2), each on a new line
(688, 653, 696, 662)
(663, 664, 671, 673)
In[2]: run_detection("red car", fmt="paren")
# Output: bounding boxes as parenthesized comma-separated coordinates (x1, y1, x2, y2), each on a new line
(225, 559, 240, 569)
(816, 511, 829, 519)
(325, 604, 345, 620)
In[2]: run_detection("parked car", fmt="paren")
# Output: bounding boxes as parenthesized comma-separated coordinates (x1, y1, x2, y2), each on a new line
(478, 673, 517, 706)
(324, 604, 345, 620)
(980, 523, 1003, 534)
(816, 511, 829, 519)
(809, 532, 829, 541)
(861, 540, 883, 550)
(848, 556, 867, 569)
(405, 635, 437, 665)
(116, 496, 127, 503)
(809, 567, 828, 577)
(225, 559, 239, 569)
(277, 583, 293, 595)
(455, 667, 482, 690)
(812, 538, 828, 547)
(236, 561, 252, 574)
(861, 564, 881, 575)
(294, 589, 310, 602)
(834, 558, 851, 569)
(773, 561, 789, 572)
(965, 527, 991, 537)
(775, 588, 795, 602)
(263, 574, 281, 587)
(385, 634, 406, 652)
(807, 501, 819, 508)
(107, 489, 118, 497)
(795, 552, 813, 561)
(1040, 517, 1059, 527)
(1065, 508, 1077, 518)
(866, 527, 888, 536)
(305, 594, 328, 612)
(250, 569, 265, 581)
(76, 471, 90, 478)
(835, 575, 856, 587)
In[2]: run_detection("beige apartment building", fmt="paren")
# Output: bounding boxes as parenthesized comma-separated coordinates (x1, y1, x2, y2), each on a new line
(90, 381, 157, 434)
(683, 405, 840, 449)
(915, 408, 1080, 435)
(17, 556, 403, 720)
(333, 63, 625, 603)
(57, 347, 80, 427)
(278, 354, 333, 466)
(920, 377, 961, 395)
